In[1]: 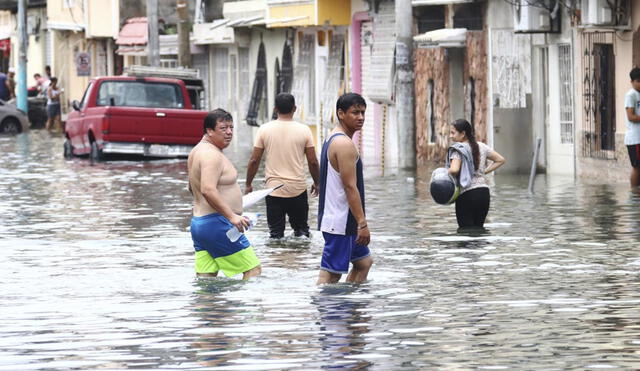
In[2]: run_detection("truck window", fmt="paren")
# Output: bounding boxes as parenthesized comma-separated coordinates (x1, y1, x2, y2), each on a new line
(96, 81, 184, 109)
(79, 82, 92, 109)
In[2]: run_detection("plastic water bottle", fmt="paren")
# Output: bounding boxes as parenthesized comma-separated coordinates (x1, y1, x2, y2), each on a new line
(226, 213, 260, 242)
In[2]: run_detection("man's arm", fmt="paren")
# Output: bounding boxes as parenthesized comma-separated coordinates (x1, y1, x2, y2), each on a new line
(627, 107, 640, 123)
(245, 146, 264, 194)
(305, 146, 320, 196)
(201, 151, 248, 231)
(333, 138, 370, 246)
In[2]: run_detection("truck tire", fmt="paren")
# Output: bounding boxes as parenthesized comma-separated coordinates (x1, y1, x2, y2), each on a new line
(90, 141, 103, 163)
(1, 117, 21, 134)
(63, 138, 73, 159)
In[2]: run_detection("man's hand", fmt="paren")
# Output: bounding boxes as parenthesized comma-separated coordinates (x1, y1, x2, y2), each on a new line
(229, 214, 250, 232)
(310, 183, 319, 197)
(355, 225, 370, 246)
(244, 184, 253, 195)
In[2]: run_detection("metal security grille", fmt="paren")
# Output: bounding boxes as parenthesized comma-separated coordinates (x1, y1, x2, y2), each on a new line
(581, 32, 616, 159)
(558, 44, 574, 144)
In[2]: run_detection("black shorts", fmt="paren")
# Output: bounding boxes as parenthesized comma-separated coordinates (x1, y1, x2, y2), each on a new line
(627, 144, 640, 168)
(47, 103, 60, 119)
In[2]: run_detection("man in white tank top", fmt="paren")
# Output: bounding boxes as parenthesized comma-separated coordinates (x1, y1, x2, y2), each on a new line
(316, 93, 372, 285)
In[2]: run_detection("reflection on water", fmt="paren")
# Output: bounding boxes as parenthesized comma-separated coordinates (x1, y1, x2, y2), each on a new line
(1, 132, 640, 369)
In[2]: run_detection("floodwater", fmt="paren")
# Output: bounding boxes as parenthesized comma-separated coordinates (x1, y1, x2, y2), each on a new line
(1, 131, 640, 370)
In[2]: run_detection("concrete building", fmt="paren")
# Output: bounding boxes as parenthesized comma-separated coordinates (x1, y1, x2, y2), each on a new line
(0, 0, 47, 80)
(46, 0, 119, 114)
(573, 0, 637, 182)
(350, 0, 401, 175)
(412, 0, 578, 177)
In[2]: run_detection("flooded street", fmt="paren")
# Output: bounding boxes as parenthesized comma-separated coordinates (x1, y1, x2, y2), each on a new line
(1, 131, 640, 369)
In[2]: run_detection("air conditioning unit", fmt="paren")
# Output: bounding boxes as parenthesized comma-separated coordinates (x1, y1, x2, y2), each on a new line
(514, 0, 560, 33)
(581, 0, 630, 28)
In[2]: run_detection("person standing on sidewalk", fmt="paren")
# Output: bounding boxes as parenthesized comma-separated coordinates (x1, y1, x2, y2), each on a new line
(245, 93, 320, 239)
(45, 77, 61, 132)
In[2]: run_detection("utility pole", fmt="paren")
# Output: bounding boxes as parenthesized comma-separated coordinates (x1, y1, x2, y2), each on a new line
(395, 0, 415, 169)
(17, 0, 27, 113)
(147, 0, 160, 67)
(177, 0, 191, 68)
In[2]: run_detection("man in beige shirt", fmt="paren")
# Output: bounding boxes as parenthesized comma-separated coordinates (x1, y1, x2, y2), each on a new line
(245, 93, 320, 239)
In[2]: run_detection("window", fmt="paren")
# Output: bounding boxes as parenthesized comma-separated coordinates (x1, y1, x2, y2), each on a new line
(453, 3, 484, 30)
(465, 77, 476, 127)
(426, 79, 436, 143)
(558, 44, 574, 144)
(79, 82, 92, 109)
(96, 81, 184, 109)
(212, 48, 229, 110)
(160, 58, 178, 68)
(582, 32, 616, 158)
(415, 6, 445, 34)
(238, 48, 250, 123)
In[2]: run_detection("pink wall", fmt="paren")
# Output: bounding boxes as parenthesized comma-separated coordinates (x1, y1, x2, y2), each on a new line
(350, 11, 370, 150)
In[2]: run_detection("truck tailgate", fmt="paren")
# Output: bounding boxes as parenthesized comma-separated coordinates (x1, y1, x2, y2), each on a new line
(104, 107, 205, 145)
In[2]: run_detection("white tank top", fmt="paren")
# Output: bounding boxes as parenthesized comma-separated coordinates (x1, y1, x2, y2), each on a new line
(320, 159, 350, 235)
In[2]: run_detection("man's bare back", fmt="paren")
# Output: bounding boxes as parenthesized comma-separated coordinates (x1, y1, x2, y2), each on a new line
(188, 141, 243, 217)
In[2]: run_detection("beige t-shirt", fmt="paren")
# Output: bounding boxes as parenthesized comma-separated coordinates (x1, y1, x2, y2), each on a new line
(254, 119, 314, 198)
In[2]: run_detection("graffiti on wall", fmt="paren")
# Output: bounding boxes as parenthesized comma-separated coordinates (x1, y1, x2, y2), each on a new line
(491, 30, 531, 109)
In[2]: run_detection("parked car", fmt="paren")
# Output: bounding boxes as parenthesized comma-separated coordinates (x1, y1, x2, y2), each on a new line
(64, 76, 209, 161)
(0, 100, 29, 134)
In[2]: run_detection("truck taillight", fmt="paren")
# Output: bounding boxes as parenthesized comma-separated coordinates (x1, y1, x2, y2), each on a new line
(101, 116, 110, 134)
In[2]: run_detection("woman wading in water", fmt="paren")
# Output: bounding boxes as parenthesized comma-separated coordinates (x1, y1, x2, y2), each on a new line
(448, 119, 506, 229)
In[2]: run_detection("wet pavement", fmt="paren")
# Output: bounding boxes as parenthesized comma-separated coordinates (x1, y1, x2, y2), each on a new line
(1, 130, 639, 369)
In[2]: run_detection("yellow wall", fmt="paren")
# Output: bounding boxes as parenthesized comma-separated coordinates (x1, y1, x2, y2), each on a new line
(26, 34, 46, 78)
(87, 0, 118, 38)
(47, 0, 85, 26)
(53, 31, 90, 113)
(0, 10, 13, 36)
(268, 3, 315, 27)
(268, 0, 351, 28)
(317, 0, 351, 26)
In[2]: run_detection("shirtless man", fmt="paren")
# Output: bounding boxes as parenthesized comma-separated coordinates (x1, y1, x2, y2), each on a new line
(316, 93, 372, 284)
(188, 108, 261, 280)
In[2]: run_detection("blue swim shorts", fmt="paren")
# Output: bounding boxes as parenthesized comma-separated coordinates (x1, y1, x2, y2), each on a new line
(320, 232, 371, 275)
(190, 213, 260, 277)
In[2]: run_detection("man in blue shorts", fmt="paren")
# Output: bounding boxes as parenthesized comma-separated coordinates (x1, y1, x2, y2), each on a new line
(316, 93, 372, 284)
(187, 108, 261, 279)
(625, 67, 640, 188)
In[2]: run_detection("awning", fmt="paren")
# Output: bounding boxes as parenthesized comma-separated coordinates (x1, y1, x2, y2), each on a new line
(412, 0, 474, 5)
(223, 0, 266, 23)
(0, 38, 10, 57)
(192, 20, 236, 45)
(414, 28, 467, 48)
(116, 17, 147, 46)
(115, 45, 146, 56)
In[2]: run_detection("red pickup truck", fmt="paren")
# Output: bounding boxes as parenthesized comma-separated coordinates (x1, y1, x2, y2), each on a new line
(64, 76, 208, 161)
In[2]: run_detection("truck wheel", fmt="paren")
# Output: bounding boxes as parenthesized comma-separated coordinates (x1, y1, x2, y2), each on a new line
(63, 139, 73, 159)
(90, 141, 103, 163)
(1, 117, 21, 134)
